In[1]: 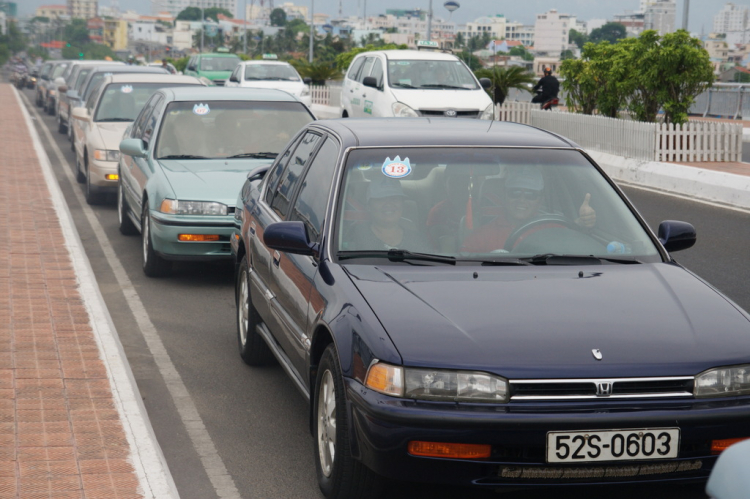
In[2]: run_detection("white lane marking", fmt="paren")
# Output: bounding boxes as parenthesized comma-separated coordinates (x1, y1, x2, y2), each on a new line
(19, 91, 243, 499)
(14, 89, 178, 499)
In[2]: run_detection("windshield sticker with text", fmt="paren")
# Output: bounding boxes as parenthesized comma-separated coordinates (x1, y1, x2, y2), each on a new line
(382, 156, 412, 178)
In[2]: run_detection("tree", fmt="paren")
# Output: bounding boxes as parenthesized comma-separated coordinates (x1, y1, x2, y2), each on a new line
(270, 8, 287, 27)
(63, 18, 90, 46)
(559, 58, 599, 115)
(474, 66, 535, 105)
(561, 49, 575, 60)
(589, 23, 627, 44)
(291, 59, 340, 84)
(456, 51, 482, 71)
(204, 7, 232, 21)
(569, 29, 589, 49)
(734, 70, 750, 83)
(454, 32, 465, 49)
(176, 7, 202, 21)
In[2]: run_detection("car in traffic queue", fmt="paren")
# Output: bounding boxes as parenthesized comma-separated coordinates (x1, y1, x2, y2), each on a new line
(35, 61, 55, 107)
(341, 42, 493, 119)
(117, 87, 315, 277)
(231, 118, 750, 498)
(71, 73, 204, 205)
(69, 65, 170, 151)
(40, 61, 70, 115)
(224, 56, 313, 107)
(183, 49, 241, 86)
(56, 60, 124, 135)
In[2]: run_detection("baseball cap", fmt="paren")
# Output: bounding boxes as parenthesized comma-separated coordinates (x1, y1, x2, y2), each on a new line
(506, 166, 544, 191)
(366, 179, 406, 201)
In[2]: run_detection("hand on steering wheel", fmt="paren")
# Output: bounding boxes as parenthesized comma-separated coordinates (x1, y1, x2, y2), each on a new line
(502, 215, 578, 252)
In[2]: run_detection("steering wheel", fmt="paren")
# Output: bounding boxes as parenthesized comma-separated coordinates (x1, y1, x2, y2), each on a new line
(502, 215, 578, 252)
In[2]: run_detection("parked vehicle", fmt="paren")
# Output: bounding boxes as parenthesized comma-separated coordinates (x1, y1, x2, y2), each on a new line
(225, 57, 312, 107)
(183, 50, 241, 86)
(35, 61, 55, 107)
(117, 87, 315, 276)
(41, 61, 70, 115)
(341, 45, 493, 119)
(71, 73, 204, 204)
(232, 118, 750, 498)
(56, 60, 124, 135)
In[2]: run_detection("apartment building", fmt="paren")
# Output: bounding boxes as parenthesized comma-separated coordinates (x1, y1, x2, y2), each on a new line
(68, 0, 97, 19)
(643, 0, 675, 35)
(534, 9, 573, 56)
(152, 0, 236, 18)
(713, 3, 748, 33)
(35, 4, 68, 19)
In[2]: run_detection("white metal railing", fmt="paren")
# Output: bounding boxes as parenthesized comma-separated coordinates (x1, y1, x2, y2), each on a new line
(310, 85, 330, 105)
(495, 101, 532, 123)
(656, 121, 743, 163)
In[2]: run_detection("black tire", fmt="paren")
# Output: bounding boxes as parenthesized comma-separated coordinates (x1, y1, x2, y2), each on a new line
(235, 256, 274, 366)
(141, 202, 172, 277)
(75, 155, 85, 183)
(84, 159, 104, 205)
(117, 180, 138, 236)
(46, 100, 55, 115)
(57, 117, 67, 134)
(314, 345, 384, 499)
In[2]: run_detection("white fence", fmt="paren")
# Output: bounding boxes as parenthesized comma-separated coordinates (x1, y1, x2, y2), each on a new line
(495, 102, 743, 163)
(310, 84, 343, 107)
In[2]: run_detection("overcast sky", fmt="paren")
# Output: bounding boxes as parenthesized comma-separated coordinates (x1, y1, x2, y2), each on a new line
(20, 0, 731, 34)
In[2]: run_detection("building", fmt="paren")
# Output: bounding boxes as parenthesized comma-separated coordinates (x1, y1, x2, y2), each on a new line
(713, 3, 749, 33)
(643, 0, 675, 35)
(458, 15, 507, 42)
(613, 11, 646, 37)
(68, 0, 97, 19)
(152, 0, 236, 18)
(718, 65, 750, 82)
(87, 16, 103, 43)
(0, 2, 16, 19)
(35, 5, 68, 19)
(0, 11, 5, 35)
(534, 9, 573, 56)
(103, 18, 128, 51)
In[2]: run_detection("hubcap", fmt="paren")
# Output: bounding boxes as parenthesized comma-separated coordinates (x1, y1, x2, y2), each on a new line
(317, 370, 336, 477)
(238, 270, 248, 346)
(142, 214, 149, 265)
(117, 183, 124, 224)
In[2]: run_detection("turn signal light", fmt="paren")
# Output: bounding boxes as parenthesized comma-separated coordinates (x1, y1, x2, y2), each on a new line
(178, 234, 219, 242)
(105, 174, 119, 180)
(365, 363, 403, 396)
(711, 438, 750, 455)
(408, 441, 491, 459)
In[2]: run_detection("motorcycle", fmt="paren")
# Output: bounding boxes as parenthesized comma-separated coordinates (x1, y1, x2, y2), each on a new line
(535, 90, 559, 111)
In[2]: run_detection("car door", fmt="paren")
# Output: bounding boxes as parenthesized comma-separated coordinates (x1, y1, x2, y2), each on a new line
(252, 131, 322, 363)
(362, 56, 387, 117)
(342, 56, 366, 117)
(270, 136, 339, 376)
(350, 57, 375, 118)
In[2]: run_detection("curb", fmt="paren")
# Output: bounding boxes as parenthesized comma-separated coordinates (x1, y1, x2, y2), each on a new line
(311, 103, 340, 119)
(589, 150, 750, 212)
(13, 87, 180, 499)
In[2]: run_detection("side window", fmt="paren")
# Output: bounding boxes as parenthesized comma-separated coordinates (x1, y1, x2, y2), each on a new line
(141, 96, 164, 146)
(86, 84, 103, 113)
(370, 59, 384, 87)
(346, 57, 365, 81)
(359, 58, 375, 83)
(265, 134, 303, 205)
(131, 93, 160, 139)
(290, 138, 339, 242)
(270, 132, 321, 219)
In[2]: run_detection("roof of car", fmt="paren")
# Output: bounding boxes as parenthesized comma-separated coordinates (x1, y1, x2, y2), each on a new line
(103, 74, 202, 85)
(88, 65, 168, 75)
(196, 52, 241, 58)
(312, 119, 577, 149)
(240, 60, 292, 66)
(367, 50, 460, 61)
(160, 87, 303, 102)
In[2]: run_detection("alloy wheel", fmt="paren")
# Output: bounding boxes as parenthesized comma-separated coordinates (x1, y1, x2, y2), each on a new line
(238, 270, 248, 347)
(317, 370, 336, 478)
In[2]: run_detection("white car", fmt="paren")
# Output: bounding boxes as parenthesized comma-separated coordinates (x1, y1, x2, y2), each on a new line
(71, 73, 204, 204)
(341, 48, 494, 119)
(224, 60, 312, 107)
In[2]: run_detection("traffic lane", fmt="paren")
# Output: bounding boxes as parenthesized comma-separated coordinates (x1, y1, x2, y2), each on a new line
(622, 185, 750, 313)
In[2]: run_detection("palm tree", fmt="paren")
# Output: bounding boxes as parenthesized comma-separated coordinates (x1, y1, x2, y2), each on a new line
(474, 66, 536, 106)
(291, 59, 341, 85)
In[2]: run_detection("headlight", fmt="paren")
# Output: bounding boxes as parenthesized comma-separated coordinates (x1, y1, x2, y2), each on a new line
(159, 199, 228, 216)
(365, 362, 508, 403)
(93, 149, 120, 162)
(695, 365, 750, 398)
(392, 102, 419, 118)
(300, 86, 310, 96)
(480, 103, 495, 120)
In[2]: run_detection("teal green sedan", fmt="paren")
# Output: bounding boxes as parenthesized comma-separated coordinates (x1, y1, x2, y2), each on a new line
(117, 87, 315, 277)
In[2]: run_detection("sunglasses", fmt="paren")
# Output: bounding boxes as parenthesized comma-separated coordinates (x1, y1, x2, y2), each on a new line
(508, 189, 541, 201)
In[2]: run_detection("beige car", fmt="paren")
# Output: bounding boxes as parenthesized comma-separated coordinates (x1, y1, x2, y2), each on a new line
(72, 73, 204, 204)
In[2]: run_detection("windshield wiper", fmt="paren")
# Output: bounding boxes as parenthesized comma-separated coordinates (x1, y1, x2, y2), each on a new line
(419, 84, 470, 90)
(96, 118, 132, 122)
(522, 254, 641, 265)
(338, 249, 457, 265)
(158, 154, 208, 159)
(227, 152, 278, 159)
(391, 82, 417, 88)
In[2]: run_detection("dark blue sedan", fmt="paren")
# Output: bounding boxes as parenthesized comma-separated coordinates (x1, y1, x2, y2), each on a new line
(230, 119, 750, 498)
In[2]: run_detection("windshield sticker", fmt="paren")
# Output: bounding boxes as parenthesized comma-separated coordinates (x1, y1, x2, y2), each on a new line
(382, 156, 412, 179)
(121, 85, 133, 94)
(364, 100, 373, 114)
(193, 103, 211, 115)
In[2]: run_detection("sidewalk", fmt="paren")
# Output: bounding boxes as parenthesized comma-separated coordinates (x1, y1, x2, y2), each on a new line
(0, 83, 176, 498)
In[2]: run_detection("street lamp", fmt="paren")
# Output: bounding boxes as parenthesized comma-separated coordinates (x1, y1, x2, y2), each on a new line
(200, 0, 204, 53)
(426, 0, 433, 42)
(308, 0, 314, 63)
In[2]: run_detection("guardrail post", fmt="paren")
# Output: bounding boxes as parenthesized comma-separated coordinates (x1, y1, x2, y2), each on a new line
(735, 86, 744, 120)
(703, 88, 712, 118)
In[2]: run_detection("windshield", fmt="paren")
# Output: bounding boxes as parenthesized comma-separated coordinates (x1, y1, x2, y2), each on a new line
(200, 56, 240, 72)
(95, 82, 195, 122)
(387, 60, 478, 90)
(336, 148, 661, 263)
(74, 69, 92, 91)
(50, 64, 68, 80)
(244, 64, 300, 81)
(155, 101, 314, 160)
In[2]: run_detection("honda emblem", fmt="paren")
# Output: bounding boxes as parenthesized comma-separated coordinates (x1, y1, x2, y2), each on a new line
(596, 382, 613, 397)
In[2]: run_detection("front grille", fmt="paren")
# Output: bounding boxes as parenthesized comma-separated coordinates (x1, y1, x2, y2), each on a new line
(213, 79, 226, 86)
(510, 377, 694, 401)
(418, 109, 481, 118)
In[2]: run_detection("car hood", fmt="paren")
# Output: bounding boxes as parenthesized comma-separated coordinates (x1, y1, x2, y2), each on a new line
(389, 87, 492, 111)
(157, 158, 274, 205)
(240, 80, 305, 95)
(344, 263, 750, 379)
(96, 122, 131, 150)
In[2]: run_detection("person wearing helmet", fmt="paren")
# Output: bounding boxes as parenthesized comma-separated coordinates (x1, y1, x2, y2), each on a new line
(127, 55, 136, 65)
(531, 67, 559, 106)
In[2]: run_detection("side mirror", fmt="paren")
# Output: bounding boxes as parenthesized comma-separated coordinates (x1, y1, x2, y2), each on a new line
(71, 107, 90, 121)
(187, 65, 196, 71)
(264, 221, 318, 256)
(66, 89, 79, 100)
(658, 220, 696, 253)
(229, 74, 239, 82)
(303, 77, 312, 85)
(119, 138, 147, 159)
(247, 164, 269, 182)
(54, 76, 65, 86)
(479, 77, 492, 90)
(58, 85, 68, 93)
(362, 76, 378, 89)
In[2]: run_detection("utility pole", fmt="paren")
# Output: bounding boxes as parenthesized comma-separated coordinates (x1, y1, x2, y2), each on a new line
(682, 0, 690, 31)
(243, 0, 248, 54)
(200, 0, 204, 53)
(426, 0, 433, 41)
(308, 0, 314, 62)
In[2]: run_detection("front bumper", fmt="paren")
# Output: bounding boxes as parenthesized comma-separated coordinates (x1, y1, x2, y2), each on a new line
(345, 378, 750, 487)
(88, 159, 118, 191)
(149, 212, 235, 260)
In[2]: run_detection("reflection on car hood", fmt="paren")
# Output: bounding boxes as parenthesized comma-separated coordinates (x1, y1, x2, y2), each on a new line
(389, 88, 492, 111)
(345, 264, 750, 379)
(157, 158, 274, 206)
(95, 122, 131, 150)
(239, 80, 305, 95)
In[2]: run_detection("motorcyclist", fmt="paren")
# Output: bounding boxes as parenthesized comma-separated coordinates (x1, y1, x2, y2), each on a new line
(531, 67, 559, 107)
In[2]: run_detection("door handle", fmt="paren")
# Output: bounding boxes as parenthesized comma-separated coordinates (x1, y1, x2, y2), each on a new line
(362, 93, 367, 98)
(349, 89, 354, 93)
(273, 250, 281, 268)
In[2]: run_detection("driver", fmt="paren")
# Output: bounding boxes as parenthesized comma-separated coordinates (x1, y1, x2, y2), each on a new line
(460, 165, 595, 253)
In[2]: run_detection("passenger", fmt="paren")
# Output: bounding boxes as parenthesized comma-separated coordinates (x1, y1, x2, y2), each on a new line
(460, 165, 595, 253)
(350, 178, 433, 252)
(174, 112, 210, 157)
(214, 112, 243, 157)
(426, 166, 475, 253)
